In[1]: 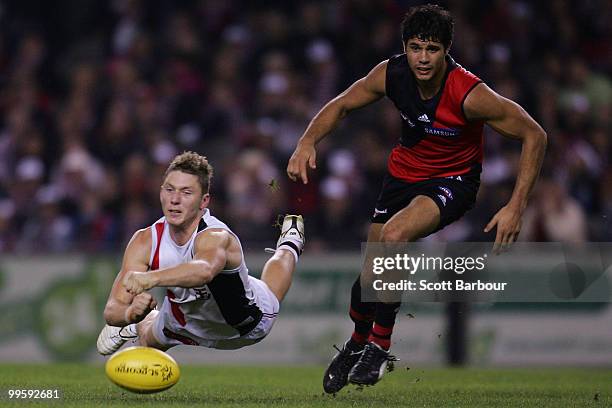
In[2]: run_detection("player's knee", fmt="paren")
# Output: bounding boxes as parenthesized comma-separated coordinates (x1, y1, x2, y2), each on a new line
(270, 249, 296, 268)
(138, 324, 167, 351)
(380, 219, 425, 242)
(359, 266, 376, 286)
(380, 223, 409, 243)
(136, 310, 157, 337)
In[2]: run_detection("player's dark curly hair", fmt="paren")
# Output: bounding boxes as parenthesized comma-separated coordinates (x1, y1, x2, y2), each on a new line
(401, 4, 454, 51)
(164, 151, 213, 194)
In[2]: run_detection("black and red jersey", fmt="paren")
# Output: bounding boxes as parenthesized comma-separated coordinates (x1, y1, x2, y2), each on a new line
(385, 54, 484, 182)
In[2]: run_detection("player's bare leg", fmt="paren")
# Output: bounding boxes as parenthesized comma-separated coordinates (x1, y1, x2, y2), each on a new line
(261, 250, 296, 302)
(378, 195, 440, 243)
(324, 196, 441, 393)
(349, 195, 440, 386)
(323, 225, 391, 393)
(262, 215, 305, 302)
(363, 195, 441, 302)
(136, 310, 171, 351)
(359, 196, 438, 289)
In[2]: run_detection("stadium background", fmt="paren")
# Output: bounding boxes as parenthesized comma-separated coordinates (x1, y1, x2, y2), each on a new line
(0, 0, 610, 369)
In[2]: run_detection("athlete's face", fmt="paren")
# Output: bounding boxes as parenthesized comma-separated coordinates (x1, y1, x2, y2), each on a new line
(404, 37, 447, 82)
(160, 170, 209, 228)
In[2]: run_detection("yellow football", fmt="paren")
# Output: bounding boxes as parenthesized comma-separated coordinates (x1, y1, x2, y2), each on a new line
(105, 346, 180, 393)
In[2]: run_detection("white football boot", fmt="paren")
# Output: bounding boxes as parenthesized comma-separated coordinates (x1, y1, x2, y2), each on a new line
(96, 324, 138, 355)
(266, 215, 305, 261)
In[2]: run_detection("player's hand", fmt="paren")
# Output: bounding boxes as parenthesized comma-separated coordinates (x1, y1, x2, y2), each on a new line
(123, 271, 158, 295)
(484, 205, 522, 254)
(125, 292, 157, 323)
(287, 141, 317, 184)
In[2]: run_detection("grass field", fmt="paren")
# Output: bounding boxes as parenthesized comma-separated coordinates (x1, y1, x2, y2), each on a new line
(0, 364, 610, 407)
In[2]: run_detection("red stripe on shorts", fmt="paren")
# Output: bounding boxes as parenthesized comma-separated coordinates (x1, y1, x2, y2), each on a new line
(162, 327, 198, 345)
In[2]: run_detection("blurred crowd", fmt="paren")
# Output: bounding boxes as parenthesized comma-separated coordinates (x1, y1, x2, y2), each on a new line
(0, 0, 609, 253)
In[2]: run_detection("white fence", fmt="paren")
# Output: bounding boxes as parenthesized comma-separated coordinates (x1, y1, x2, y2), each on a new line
(0, 253, 611, 365)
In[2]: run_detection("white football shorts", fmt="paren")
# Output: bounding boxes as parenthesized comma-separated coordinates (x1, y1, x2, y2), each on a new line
(151, 276, 280, 350)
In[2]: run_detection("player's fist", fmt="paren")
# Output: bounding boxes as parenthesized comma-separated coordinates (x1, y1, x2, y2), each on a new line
(287, 141, 317, 184)
(123, 271, 157, 295)
(125, 293, 157, 323)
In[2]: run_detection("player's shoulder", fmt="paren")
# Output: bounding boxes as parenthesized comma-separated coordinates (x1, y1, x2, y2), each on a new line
(450, 64, 481, 83)
(129, 227, 153, 249)
(384, 54, 413, 98)
(384, 53, 407, 78)
(370, 58, 390, 75)
(362, 59, 389, 95)
(194, 228, 234, 248)
(121, 227, 153, 266)
(388, 53, 407, 67)
(447, 56, 482, 87)
(462, 82, 504, 120)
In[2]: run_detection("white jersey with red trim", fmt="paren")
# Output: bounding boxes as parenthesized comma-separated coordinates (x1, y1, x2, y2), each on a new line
(148, 209, 264, 343)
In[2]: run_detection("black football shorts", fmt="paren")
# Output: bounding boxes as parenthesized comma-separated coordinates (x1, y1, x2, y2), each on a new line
(370, 172, 480, 232)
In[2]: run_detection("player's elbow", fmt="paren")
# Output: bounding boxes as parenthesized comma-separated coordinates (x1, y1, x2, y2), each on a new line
(191, 260, 216, 286)
(532, 128, 547, 153)
(538, 129, 548, 149)
(326, 96, 350, 119)
(524, 126, 547, 150)
(194, 270, 214, 286)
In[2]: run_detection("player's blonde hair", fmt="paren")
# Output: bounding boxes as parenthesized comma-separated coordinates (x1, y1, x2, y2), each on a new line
(164, 151, 213, 194)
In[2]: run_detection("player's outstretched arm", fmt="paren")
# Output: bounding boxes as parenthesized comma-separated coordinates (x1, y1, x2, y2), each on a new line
(287, 60, 388, 184)
(464, 83, 547, 252)
(122, 229, 240, 295)
(103, 228, 157, 326)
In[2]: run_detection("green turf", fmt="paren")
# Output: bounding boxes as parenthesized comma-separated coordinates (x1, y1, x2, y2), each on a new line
(0, 364, 610, 407)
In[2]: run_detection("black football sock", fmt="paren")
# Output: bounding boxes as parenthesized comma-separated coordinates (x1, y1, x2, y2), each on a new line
(369, 301, 400, 350)
(349, 276, 375, 347)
